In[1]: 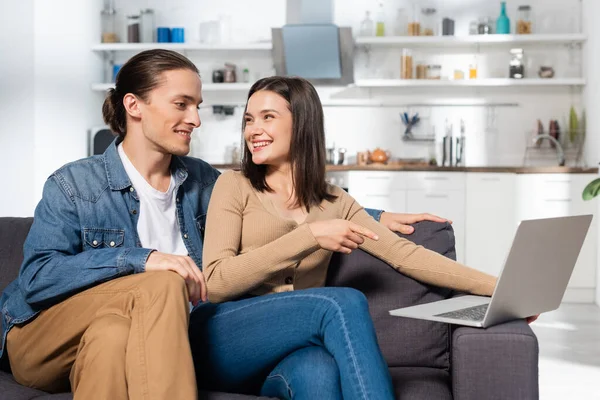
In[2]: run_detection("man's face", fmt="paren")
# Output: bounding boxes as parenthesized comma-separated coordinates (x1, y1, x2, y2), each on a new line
(137, 69, 203, 156)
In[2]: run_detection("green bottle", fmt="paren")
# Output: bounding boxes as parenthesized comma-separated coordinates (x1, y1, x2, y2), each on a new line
(376, 2, 385, 37)
(496, 1, 510, 34)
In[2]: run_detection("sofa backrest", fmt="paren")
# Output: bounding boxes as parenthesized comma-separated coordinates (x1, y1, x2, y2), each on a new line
(0, 218, 33, 294)
(326, 220, 455, 370)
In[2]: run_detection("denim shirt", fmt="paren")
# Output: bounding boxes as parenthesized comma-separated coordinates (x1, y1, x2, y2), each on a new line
(0, 139, 383, 359)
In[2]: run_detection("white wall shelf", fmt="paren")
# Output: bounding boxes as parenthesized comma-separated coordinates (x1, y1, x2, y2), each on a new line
(355, 34, 587, 48)
(91, 83, 253, 92)
(353, 78, 586, 88)
(91, 42, 272, 52)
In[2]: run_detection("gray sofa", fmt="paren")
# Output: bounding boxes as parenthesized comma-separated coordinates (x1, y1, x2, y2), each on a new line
(0, 217, 539, 399)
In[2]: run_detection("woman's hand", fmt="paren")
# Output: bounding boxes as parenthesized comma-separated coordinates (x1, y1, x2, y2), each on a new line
(379, 212, 451, 234)
(145, 251, 207, 306)
(525, 314, 539, 324)
(308, 219, 379, 254)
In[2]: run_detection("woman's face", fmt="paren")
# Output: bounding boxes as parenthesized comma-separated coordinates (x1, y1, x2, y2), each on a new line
(244, 90, 293, 167)
(136, 68, 202, 156)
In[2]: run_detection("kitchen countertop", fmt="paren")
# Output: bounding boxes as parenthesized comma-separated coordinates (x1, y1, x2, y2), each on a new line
(212, 164, 599, 174)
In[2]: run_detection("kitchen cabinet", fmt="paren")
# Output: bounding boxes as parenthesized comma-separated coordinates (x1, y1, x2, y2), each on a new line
(346, 171, 466, 263)
(516, 174, 597, 292)
(347, 171, 407, 213)
(405, 172, 466, 263)
(465, 173, 517, 276)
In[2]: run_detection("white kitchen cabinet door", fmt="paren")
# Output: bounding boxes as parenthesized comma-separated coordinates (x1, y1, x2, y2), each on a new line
(516, 174, 597, 289)
(406, 189, 466, 263)
(348, 171, 407, 213)
(465, 173, 517, 276)
(351, 191, 407, 214)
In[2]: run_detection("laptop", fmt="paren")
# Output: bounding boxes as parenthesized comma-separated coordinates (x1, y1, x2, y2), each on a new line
(389, 215, 593, 328)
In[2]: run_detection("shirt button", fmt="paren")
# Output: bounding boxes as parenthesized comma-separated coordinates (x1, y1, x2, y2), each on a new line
(129, 187, 134, 192)
(92, 240, 98, 246)
(183, 233, 189, 239)
(132, 209, 137, 215)
(284, 276, 293, 285)
(176, 197, 180, 202)
(109, 241, 116, 247)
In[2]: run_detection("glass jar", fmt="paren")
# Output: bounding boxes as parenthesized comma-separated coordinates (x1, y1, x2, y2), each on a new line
(408, 5, 421, 36)
(478, 17, 494, 34)
(101, 0, 118, 43)
(401, 49, 413, 79)
(509, 48, 525, 79)
(416, 63, 427, 79)
(427, 65, 441, 80)
(516, 5, 532, 34)
(421, 8, 437, 36)
(394, 8, 409, 36)
(127, 15, 141, 43)
(140, 9, 155, 43)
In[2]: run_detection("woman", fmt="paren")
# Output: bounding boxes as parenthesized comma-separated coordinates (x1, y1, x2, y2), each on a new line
(199, 76, 499, 399)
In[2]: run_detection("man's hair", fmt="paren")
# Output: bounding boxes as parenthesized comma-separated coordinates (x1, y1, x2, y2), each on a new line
(241, 76, 336, 211)
(102, 49, 199, 139)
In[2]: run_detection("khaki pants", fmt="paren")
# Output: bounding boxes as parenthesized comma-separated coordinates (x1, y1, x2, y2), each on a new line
(6, 272, 197, 400)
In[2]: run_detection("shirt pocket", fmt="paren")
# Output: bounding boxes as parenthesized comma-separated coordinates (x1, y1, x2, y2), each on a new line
(83, 228, 125, 250)
(195, 214, 206, 238)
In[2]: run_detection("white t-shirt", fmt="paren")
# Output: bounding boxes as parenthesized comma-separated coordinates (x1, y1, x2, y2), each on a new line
(117, 144, 187, 255)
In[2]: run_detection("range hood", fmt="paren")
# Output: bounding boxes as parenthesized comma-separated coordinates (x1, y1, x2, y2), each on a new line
(271, 0, 354, 85)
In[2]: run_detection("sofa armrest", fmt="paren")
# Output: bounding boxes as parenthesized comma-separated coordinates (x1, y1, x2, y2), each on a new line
(451, 320, 539, 400)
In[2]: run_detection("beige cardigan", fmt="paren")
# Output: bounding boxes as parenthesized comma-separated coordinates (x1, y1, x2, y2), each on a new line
(203, 171, 497, 303)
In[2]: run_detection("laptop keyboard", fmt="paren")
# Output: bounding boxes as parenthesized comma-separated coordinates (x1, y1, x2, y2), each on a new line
(434, 304, 489, 321)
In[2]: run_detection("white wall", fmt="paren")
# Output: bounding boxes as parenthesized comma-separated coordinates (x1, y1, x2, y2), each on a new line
(582, 0, 600, 306)
(33, 0, 105, 202)
(0, 1, 35, 217)
(0, 0, 592, 215)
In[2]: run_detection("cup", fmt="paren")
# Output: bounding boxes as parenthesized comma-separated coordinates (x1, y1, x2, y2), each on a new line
(171, 27, 185, 43)
(357, 151, 369, 166)
(112, 64, 122, 83)
(157, 27, 171, 43)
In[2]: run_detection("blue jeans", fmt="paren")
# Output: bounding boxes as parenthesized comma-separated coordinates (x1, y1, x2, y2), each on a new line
(189, 287, 395, 400)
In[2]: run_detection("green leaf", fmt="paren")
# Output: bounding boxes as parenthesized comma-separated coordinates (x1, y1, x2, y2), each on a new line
(582, 178, 600, 201)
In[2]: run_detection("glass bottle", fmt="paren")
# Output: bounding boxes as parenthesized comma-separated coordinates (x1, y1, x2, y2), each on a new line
(359, 11, 374, 37)
(101, 0, 118, 43)
(140, 9, 155, 43)
(496, 1, 511, 34)
(375, 3, 385, 37)
(516, 5, 532, 34)
(509, 48, 525, 79)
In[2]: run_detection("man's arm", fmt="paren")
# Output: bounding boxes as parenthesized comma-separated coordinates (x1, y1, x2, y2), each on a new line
(18, 175, 153, 309)
(364, 208, 450, 234)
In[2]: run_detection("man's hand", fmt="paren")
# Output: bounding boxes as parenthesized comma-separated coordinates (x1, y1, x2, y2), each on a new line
(379, 212, 451, 234)
(145, 251, 207, 306)
(308, 219, 379, 254)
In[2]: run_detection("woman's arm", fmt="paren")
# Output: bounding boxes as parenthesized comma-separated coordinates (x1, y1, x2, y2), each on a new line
(337, 189, 497, 296)
(202, 171, 321, 303)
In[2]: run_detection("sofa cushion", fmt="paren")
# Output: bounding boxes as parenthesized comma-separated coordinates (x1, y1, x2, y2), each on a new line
(389, 366, 451, 400)
(0, 371, 47, 400)
(326, 221, 454, 369)
(0, 218, 33, 294)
